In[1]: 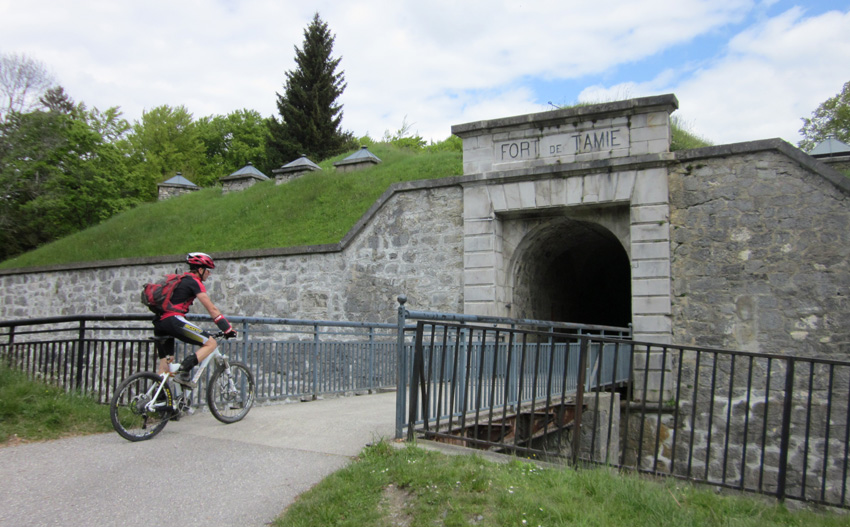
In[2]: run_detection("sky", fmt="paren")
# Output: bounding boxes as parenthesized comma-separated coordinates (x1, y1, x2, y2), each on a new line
(0, 0, 848, 149)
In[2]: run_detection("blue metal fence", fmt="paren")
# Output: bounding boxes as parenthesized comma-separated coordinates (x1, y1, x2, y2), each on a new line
(394, 295, 632, 439)
(0, 314, 398, 405)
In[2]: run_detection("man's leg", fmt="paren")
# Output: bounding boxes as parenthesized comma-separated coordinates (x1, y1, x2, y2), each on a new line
(157, 357, 169, 375)
(154, 335, 176, 375)
(168, 315, 218, 376)
(178, 338, 218, 372)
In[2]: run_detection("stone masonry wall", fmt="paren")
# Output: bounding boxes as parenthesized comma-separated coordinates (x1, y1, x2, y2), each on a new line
(157, 184, 198, 201)
(668, 142, 850, 357)
(0, 184, 465, 324)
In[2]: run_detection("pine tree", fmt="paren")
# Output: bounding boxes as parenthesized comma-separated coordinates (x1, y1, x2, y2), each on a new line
(267, 12, 353, 166)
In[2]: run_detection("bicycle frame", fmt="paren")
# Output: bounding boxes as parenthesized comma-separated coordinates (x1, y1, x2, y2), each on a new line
(143, 347, 230, 414)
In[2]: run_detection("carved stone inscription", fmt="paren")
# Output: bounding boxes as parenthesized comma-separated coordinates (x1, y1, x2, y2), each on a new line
(496, 126, 629, 162)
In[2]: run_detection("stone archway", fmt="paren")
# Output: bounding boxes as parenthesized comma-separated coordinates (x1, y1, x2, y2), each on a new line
(456, 95, 677, 343)
(509, 216, 632, 327)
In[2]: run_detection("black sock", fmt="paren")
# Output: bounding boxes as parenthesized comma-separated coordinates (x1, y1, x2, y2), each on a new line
(179, 353, 199, 372)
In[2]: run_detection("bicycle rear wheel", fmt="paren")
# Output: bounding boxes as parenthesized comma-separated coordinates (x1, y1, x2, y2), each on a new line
(110, 372, 172, 441)
(207, 361, 255, 424)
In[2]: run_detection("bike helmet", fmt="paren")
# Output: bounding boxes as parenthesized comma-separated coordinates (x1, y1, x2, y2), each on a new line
(186, 252, 215, 269)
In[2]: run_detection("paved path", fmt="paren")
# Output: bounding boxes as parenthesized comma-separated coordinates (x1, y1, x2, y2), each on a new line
(0, 391, 398, 527)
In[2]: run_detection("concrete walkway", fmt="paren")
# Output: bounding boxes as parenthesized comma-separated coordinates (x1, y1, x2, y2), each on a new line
(0, 391, 398, 527)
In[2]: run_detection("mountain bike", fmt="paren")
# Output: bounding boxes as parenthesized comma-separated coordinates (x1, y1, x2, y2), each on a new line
(109, 332, 255, 442)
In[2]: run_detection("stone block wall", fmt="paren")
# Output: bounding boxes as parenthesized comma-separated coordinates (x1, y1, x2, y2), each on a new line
(221, 177, 266, 195)
(157, 184, 198, 201)
(669, 141, 850, 357)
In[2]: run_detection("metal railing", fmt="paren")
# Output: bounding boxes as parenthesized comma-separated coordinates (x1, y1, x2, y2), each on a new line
(394, 294, 632, 439)
(0, 314, 399, 406)
(399, 309, 850, 508)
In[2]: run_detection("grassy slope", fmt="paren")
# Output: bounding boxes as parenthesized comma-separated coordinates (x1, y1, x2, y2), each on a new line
(0, 145, 462, 269)
(275, 441, 848, 527)
(0, 363, 112, 443)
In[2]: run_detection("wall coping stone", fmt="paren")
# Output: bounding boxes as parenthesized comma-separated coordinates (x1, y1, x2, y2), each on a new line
(674, 138, 850, 195)
(451, 94, 679, 137)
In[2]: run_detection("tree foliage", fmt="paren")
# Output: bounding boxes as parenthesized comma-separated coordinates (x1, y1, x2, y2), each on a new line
(0, 52, 284, 263)
(125, 105, 206, 197)
(267, 12, 354, 166)
(0, 88, 138, 261)
(799, 81, 850, 152)
(196, 109, 271, 180)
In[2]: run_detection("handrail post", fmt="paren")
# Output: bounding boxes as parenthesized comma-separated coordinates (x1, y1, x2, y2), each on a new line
(396, 295, 408, 439)
(408, 322, 424, 442)
(312, 323, 320, 400)
(572, 336, 589, 465)
(368, 326, 376, 393)
(75, 318, 87, 391)
(777, 358, 795, 502)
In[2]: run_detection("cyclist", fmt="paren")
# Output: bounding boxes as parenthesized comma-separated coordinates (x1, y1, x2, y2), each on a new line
(153, 252, 237, 387)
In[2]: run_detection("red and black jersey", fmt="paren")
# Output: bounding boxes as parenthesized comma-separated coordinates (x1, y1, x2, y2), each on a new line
(160, 274, 206, 319)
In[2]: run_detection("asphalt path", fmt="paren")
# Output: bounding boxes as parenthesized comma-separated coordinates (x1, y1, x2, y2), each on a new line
(0, 391, 398, 527)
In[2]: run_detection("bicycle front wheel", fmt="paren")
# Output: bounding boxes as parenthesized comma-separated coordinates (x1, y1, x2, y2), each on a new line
(207, 361, 255, 424)
(110, 372, 172, 441)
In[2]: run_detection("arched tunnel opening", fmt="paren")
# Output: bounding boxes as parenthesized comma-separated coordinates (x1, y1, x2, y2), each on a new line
(512, 218, 632, 328)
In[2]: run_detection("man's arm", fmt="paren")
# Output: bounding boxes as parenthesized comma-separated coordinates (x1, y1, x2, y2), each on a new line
(196, 292, 236, 336)
(196, 292, 221, 319)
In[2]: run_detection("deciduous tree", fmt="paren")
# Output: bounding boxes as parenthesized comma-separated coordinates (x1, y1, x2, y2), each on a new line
(0, 52, 54, 123)
(125, 105, 205, 197)
(0, 89, 137, 261)
(196, 109, 270, 181)
(799, 81, 850, 152)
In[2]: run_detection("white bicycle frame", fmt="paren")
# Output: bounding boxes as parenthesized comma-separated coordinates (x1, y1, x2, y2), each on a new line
(143, 348, 230, 414)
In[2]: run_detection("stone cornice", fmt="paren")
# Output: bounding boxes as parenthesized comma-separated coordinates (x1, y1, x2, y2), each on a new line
(451, 94, 679, 137)
(673, 138, 850, 195)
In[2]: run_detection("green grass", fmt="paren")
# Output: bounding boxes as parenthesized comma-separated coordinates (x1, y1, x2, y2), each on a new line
(275, 441, 849, 527)
(0, 362, 112, 443)
(0, 144, 462, 269)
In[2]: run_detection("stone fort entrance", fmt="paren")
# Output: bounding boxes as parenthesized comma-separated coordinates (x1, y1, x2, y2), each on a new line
(453, 95, 678, 342)
(507, 211, 632, 328)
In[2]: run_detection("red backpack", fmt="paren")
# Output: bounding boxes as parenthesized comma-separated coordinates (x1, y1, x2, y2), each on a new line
(141, 273, 192, 314)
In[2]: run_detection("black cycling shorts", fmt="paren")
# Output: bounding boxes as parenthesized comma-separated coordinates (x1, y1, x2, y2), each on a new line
(152, 315, 213, 358)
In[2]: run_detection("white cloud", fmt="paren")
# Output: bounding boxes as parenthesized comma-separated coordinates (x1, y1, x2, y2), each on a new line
(583, 7, 850, 145)
(0, 0, 845, 147)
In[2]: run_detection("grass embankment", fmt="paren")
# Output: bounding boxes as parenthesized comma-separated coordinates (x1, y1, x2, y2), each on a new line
(276, 441, 848, 527)
(0, 145, 462, 270)
(0, 363, 111, 445)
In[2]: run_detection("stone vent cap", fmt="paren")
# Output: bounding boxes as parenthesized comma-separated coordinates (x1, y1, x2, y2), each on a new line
(810, 137, 850, 157)
(160, 172, 197, 187)
(220, 162, 270, 181)
(333, 146, 382, 167)
(273, 155, 322, 175)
